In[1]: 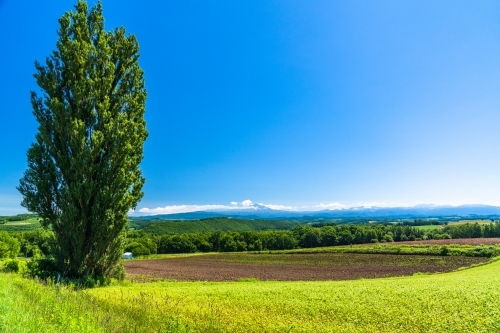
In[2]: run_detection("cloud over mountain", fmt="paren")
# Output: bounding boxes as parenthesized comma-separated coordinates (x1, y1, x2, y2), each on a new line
(134, 201, 500, 218)
(137, 199, 290, 215)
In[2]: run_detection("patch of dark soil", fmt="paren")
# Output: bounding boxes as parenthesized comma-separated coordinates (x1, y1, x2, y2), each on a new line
(124, 253, 488, 282)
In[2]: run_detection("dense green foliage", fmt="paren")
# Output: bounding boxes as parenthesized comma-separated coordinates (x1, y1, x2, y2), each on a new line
(137, 217, 296, 234)
(0, 232, 20, 259)
(17, 0, 147, 279)
(123, 224, 437, 255)
(10, 229, 55, 258)
(398, 219, 448, 226)
(444, 222, 500, 238)
(7, 219, 500, 260)
(125, 222, 500, 256)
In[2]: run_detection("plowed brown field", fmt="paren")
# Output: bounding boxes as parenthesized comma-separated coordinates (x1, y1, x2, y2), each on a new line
(124, 253, 488, 282)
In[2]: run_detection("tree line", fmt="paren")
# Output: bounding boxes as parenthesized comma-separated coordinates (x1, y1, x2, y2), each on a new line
(443, 222, 500, 239)
(124, 224, 428, 255)
(399, 219, 448, 226)
(0, 229, 54, 259)
(125, 222, 500, 255)
(2, 222, 499, 260)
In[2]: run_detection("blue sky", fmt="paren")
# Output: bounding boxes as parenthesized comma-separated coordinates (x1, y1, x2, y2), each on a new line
(1, 0, 500, 215)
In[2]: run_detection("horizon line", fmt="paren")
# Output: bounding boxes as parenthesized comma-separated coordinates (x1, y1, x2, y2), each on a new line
(133, 201, 500, 216)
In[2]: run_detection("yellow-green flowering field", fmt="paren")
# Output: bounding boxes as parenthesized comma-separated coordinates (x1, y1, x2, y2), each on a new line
(1, 256, 500, 332)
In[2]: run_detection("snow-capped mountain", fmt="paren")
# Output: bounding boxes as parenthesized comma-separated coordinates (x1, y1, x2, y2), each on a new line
(133, 204, 500, 220)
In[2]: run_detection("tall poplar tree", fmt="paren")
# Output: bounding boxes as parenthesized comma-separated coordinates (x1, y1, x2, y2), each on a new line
(18, 0, 147, 279)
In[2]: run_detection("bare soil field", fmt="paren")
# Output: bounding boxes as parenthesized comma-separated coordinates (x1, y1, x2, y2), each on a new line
(123, 253, 488, 282)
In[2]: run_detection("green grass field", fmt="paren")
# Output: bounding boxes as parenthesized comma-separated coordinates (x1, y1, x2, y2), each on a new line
(450, 219, 495, 226)
(91, 260, 500, 332)
(1, 251, 500, 332)
(0, 218, 41, 232)
(135, 217, 297, 234)
(414, 224, 442, 230)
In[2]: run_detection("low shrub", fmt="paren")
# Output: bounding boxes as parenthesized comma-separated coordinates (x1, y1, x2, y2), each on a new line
(25, 257, 58, 279)
(3, 259, 27, 274)
(111, 263, 126, 281)
(70, 274, 111, 288)
(440, 245, 449, 256)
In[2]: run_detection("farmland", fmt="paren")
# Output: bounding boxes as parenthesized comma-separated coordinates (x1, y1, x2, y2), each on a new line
(1, 242, 500, 332)
(2, 218, 500, 332)
(453, 219, 496, 225)
(93, 256, 500, 332)
(0, 216, 40, 232)
(124, 252, 488, 282)
(385, 237, 500, 246)
(414, 224, 441, 230)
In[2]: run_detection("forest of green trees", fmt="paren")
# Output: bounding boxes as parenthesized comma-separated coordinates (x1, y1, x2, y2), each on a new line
(124, 221, 500, 255)
(1, 218, 500, 259)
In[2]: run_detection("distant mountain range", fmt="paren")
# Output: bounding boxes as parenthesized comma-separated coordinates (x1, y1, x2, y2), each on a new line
(133, 204, 500, 220)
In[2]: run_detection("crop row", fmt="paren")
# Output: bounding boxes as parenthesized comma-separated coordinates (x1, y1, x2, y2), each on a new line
(123, 252, 488, 282)
(282, 243, 500, 257)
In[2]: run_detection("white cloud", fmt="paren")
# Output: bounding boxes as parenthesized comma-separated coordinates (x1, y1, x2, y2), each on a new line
(137, 199, 299, 215)
(241, 199, 253, 207)
(313, 202, 347, 210)
(138, 199, 258, 215)
(259, 203, 297, 211)
(138, 204, 236, 215)
(313, 202, 400, 210)
(135, 200, 500, 216)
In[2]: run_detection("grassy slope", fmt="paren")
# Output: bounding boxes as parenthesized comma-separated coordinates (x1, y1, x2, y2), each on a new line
(0, 218, 41, 232)
(138, 217, 297, 234)
(1, 257, 499, 332)
(453, 220, 494, 225)
(0, 274, 106, 333)
(414, 224, 442, 230)
(89, 258, 500, 333)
